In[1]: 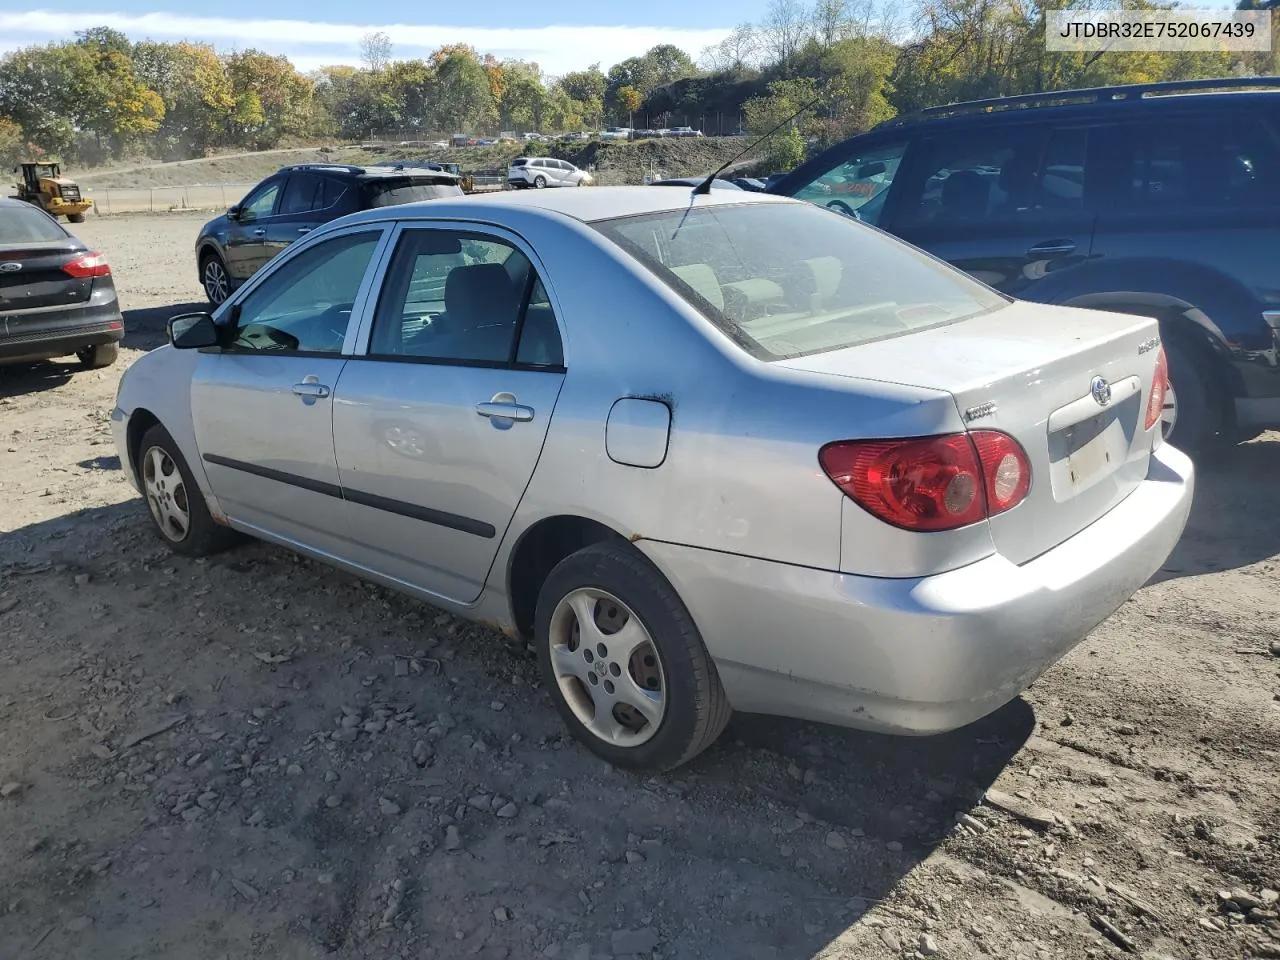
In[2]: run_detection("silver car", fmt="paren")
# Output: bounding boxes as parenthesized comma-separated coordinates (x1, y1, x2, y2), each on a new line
(110, 188, 1194, 771)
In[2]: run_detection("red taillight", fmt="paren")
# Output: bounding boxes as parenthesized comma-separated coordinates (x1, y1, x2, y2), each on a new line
(818, 430, 1031, 532)
(1144, 346, 1168, 431)
(62, 251, 110, 278)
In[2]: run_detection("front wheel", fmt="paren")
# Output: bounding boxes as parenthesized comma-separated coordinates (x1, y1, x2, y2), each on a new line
(137, 424, 240, 557)
(68, 213, 86, 224)
(535, 542, 731, 772)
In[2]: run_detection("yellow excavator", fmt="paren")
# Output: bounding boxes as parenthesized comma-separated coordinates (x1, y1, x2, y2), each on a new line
(13, 161, 93, 223)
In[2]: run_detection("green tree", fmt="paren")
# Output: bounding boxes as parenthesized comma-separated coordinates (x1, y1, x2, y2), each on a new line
(224, 50, 313, 147)
(132, 41, 234, 157)
(428, 45, 495, 132)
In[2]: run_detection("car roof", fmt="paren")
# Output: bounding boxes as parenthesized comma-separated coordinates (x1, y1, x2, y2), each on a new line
(873, 76, 1280, 133)
(276, 162, 459, 182)
(336, 185, 796, 228)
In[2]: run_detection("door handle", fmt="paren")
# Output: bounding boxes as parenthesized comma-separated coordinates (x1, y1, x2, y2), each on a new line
(1026, 239, 1075, 256)
(292, 380, 331, 398)
(297, 227, 312, 234)
(476, 392, 534, 422)
(252, 228, 266, 237)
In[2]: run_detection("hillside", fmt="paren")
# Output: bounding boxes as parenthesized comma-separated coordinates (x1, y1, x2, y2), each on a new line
(74, 138, 768, 190)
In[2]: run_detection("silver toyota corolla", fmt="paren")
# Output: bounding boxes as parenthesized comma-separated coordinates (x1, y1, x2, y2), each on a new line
(110, 187, 1195, 771)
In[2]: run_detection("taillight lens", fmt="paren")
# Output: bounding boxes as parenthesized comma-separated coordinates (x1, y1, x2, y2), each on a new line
(1144, 346, 1168, 431)
(819, 430, 1031, 532)
(62, 251, 111, 278)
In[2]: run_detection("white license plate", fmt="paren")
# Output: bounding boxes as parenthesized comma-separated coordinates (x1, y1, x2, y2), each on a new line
(1065, 415, 1123, 492)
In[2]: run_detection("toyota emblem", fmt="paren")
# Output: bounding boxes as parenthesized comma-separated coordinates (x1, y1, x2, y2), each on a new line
(1090, 375, 1112, 407)
(0, 262, 21, 273)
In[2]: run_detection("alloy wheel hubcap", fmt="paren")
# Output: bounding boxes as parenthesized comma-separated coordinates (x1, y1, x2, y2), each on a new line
(204, 260, 228, 303)
(548, 588, 666, 746)
(142, 445, 191, 542)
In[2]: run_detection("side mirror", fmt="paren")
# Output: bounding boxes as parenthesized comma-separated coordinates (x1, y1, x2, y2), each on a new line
(858, 161, 886, 178)
(168, 312, 219, 349)
(226, 204, 241, 220)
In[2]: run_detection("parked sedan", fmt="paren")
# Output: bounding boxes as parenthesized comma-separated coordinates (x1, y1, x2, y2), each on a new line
(0, 197, 123, 369)
(110, 188, 1193, 771)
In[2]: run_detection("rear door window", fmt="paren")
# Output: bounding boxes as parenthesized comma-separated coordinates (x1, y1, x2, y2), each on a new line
(279, 173, 324, 215)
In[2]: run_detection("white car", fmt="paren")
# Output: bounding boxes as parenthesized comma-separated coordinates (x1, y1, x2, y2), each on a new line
(508, 157, 592, 189)
(601, 127, 632, 141)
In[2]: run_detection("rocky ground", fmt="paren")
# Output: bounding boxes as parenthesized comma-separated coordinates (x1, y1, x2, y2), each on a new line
(0, 212, 1278, 960)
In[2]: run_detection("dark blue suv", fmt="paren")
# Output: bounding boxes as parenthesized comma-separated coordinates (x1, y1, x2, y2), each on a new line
(770, 77, 1280, 453)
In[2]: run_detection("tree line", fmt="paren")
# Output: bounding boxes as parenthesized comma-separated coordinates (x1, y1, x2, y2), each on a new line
(1, 0, 1276, 171)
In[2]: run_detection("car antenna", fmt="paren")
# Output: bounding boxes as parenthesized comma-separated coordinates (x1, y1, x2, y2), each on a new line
(692, 94, 824, 196)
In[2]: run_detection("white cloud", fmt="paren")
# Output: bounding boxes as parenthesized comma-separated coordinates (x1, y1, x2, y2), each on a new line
(0, 10, 733, 75)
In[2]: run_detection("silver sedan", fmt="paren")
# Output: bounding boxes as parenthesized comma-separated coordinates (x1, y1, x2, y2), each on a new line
(110, 187, 1194, 771)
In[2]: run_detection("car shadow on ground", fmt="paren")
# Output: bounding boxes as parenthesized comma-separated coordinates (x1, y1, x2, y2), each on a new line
(1149, 435, 1280, 583)
(2, 499, 1035, 960)
(0, 361, 75, 398)
(123, 301, 207, 351)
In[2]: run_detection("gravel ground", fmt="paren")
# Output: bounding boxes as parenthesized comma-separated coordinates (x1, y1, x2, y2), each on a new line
(0, 212, 1278, 960)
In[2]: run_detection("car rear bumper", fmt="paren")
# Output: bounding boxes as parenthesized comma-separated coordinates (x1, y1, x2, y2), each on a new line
(0, 295, 124, 362)
(638, 442, 1194, 736)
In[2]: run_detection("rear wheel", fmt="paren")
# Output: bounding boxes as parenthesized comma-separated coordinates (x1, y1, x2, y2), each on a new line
(535, 542, 731, 771)
(77, 342, 118, 369)
(201, 252, 230, 305)
(68, 213, 85, 223)
(1163, 341, 1222, 453)
(533, 175, 547, 189)
(137, 424, 240, 557)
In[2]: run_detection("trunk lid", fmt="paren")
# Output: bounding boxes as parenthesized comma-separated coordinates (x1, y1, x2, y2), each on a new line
(0, 243, 92, 313)
(778, 300, 1162, 565)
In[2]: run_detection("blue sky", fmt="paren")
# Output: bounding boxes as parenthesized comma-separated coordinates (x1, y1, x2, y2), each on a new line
(0, 3, 764, 75)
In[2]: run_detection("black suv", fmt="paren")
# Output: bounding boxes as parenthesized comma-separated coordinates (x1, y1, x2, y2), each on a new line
(771, 77, 1280, 452)
(195, 163, 462, 306)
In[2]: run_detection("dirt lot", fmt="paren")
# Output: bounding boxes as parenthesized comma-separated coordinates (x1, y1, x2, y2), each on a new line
(1, 212, 1278, 960)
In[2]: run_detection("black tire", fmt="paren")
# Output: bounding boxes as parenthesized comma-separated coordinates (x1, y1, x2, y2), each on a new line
(136, 424, 240, 557)
(77, 342, 118, 369)
(1163, 340, 1223, 453)
(200, 251, 231, 305)
(533, 175, 547, 189)
(534, 542, 732, 772)
(68, 213, 85, 224)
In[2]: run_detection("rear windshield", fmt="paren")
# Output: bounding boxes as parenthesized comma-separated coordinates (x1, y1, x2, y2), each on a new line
(592, 201, 1007, 360)
(511, 158, 528, 167)
(0, 203, 68, 243)
(364, 180, 463, 207)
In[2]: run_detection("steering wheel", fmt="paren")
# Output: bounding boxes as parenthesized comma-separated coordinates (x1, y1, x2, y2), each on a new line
(827, 199, 862, 221)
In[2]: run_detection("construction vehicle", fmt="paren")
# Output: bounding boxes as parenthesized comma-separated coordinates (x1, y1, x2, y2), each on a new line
(13, 162, 93, 223)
